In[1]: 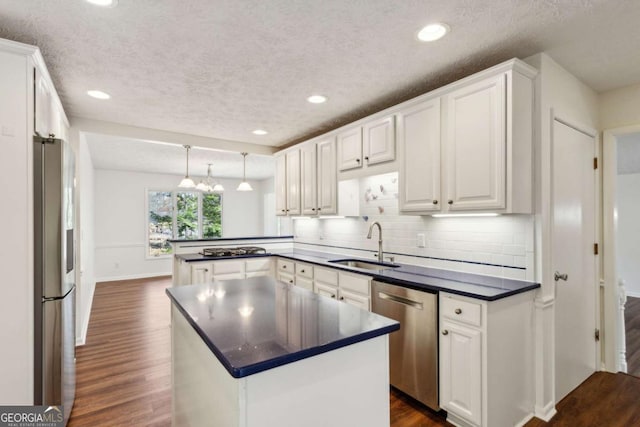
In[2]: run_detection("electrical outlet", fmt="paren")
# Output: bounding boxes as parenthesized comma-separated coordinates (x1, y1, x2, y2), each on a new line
(417, 233, 426, 248)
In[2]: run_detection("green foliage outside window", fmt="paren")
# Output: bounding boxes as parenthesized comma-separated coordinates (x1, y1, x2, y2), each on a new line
(202, 193, 222, 238)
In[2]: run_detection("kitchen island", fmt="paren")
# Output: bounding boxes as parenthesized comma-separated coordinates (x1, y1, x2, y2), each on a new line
(166, 276, 399, 427)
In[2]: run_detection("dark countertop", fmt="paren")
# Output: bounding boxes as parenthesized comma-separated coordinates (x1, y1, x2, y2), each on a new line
(169, 235, 293, 243)
(166, 276, 400, 378)
(176, 249, 540, 301)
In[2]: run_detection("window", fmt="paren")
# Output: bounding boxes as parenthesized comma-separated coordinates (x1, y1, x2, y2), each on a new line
(147, 190, 223, 257)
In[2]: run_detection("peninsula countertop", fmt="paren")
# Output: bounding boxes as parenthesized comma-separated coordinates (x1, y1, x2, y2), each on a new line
(166, 276, 400, 378)
(175, 249, 540, 301)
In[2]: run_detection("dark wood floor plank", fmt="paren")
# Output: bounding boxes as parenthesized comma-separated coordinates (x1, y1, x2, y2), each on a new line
(69, 276, 640, 427)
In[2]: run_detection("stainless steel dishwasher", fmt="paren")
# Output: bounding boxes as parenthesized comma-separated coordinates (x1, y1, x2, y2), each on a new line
(371, 280, 438, 410)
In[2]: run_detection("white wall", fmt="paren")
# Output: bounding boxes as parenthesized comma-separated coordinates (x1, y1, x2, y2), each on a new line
(600, 82, 640, 130)
(617, 173, 640, 297)
(0, 49, 33, 404)
(293, 173, 535, 280)
(94, 169, 269, 281)
(76, 135, 96, 344)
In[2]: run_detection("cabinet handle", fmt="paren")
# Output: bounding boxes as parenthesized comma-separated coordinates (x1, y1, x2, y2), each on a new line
(448, 200, 453, 205)
(48, 133, 55, 138)
(455, 308, 462, 315)
(433, 200, 438, 205)
(442, 330, 449, 336)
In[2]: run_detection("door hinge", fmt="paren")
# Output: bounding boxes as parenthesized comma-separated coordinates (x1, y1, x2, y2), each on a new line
(595, 329, 600, 341)
(594, 243, 599, 255)
(593, 157, 598, 169)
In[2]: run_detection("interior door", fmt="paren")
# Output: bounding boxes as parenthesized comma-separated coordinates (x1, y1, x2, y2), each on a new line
(552, 119, 597, 402)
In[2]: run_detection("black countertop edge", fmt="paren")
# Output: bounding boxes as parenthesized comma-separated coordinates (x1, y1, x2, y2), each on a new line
(166, 287, 399, 378)
(169, 235, 293, 243)
(176, 250, 540, 301)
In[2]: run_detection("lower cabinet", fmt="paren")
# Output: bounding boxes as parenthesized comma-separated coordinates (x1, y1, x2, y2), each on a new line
(438, 292, 534, 427)
(188, 257, 274, 284)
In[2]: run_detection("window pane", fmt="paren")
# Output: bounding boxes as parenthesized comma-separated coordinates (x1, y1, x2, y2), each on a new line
(176, 192, 199, 239)
(148, 191, 173, 256)
(202, 194, 222, 238)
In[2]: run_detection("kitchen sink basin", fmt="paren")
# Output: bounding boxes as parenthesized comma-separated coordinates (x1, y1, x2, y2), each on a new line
(328, 259, 400, 271)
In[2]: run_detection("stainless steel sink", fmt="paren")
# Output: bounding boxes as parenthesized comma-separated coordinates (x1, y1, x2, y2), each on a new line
(328, 259, 400, 271)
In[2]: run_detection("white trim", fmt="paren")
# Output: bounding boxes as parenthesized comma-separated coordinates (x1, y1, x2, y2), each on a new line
(96, 243, 146, 249)
(95, 272, 172, 283)
(76, 281, 96, 346)
(602, 124, 640, 373)
(514, 413, 535, 427)
(534, 400, 557, 422)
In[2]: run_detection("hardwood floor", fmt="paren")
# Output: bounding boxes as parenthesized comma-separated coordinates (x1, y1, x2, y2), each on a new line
(625, 296, 640, 377)
(69, 276, 640, 426)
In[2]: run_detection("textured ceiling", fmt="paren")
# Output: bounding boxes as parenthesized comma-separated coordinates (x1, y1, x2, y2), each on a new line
(85, 133, 275, 180)
(1, 0, 640, 147)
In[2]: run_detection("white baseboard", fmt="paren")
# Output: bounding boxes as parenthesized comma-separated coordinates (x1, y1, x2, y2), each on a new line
(76, 280, 96, 346)
(515, 413, 535, 427)
(534, 400, 557, 422)
(95, 272, 172, 283)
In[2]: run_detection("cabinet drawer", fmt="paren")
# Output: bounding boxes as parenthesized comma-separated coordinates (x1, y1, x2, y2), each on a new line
(296, 276, 314, 291)
(338, 271, 371, 296)
(295, 262, 314, 279)
(315, 267, 338, 286)
(277, 271, 295, 285)
(246, 257, 272, 272)
(441, 294, 482, 327)
(277, 258, 295, 273)
(212, 260, 244, 275)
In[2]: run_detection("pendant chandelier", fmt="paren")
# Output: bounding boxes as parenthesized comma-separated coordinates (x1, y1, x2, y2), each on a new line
(178, 145, 196, 188)
(237, 152, 253, 191)
(196, 163, 224, 193)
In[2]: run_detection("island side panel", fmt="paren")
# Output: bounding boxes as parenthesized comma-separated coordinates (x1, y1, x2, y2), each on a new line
(172, 305, 242, 427)
(243, 335, 391, 427)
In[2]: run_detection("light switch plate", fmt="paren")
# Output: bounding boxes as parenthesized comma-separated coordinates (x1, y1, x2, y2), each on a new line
(417, 233, 426, 248)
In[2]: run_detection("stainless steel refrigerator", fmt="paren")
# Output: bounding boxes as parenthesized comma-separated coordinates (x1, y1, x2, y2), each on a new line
(34, 135, 76, 425)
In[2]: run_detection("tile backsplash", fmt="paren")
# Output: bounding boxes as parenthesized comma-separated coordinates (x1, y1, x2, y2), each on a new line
(287, 172, 535, 281)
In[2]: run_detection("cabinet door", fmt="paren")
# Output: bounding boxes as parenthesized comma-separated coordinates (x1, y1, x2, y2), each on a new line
(315, 282, 338, 300)
(363, 115, 395, 166)
(212, 272, 244, 281)
(277, 271, 295, 286)
(338, 289, 370, 311)
(190, 263, 212, 284)
(275, 154, 287, 216)
(439, 320, 482, 426)
(445, 73, 506, 211)
(286, 150, 301, 215)
(300, 143, 317, 215)
(398, 99, 441, 212)
(337, 127, 363, 171)
(34, 67, 52, 137)
(316, 138, 337, 215)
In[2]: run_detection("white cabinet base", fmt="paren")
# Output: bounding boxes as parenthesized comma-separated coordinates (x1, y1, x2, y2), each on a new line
(172, 305, 391, 427)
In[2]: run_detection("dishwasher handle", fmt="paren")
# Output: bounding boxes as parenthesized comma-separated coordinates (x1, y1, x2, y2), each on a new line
(377, 291, 423, 310)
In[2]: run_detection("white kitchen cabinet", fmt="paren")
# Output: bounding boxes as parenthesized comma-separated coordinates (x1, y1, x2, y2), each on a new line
(275, 150, 302, 216)
(190, 263, 212, 284)
(438, 291, 534, 427)
(337, 127, 363, 171)
(316, 138, 337, 215)
(363, 114, 395, 166)
(315, 282, 338, 299)
(275, 154, 287, 216)
(337, 271, 371, 310)
(398, 98, 441, 212)
(445, 73, 506, 211)
(300, 143, 317, 215)
(245, 258, 273, 278)
(277, 271, 295, 286)
(338, 289, 370, 310)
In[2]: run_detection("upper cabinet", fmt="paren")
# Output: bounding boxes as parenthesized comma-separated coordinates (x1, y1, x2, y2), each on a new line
(399, 61, 536, 214)
(275, 149, 301, 216)
(275, 154, 288, 216)
(34, 65, 67, 140)
(316, 138, 337, 215)
(337, 114, 396, 173)
(300, 143, 317, 215)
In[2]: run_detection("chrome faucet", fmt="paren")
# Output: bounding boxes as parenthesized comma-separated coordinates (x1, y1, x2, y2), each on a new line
(367, 221, 383, 262)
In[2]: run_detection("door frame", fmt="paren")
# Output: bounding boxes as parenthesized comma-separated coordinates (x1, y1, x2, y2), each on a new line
(602, 124, 640, 373)
(550, 112, 601, 380)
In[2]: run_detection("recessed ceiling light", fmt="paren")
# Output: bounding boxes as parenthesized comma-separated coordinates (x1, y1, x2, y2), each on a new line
(85, 0, 118, 7)
(252, 129, 268, 135)
(416, 23, 450, 42)
(87, 90, 111, 100)
(307, 95, 327, 104)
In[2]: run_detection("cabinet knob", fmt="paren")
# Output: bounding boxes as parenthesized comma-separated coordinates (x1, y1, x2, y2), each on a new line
(356, 158, 361, 163)
(331, 294, 336, 299)
(48, 133, 55, 138)
(282, 265, 287, 269)
(281, 209, 286, 212)
(442, 330, 449, 336)
(433, 200, 438, 205)
(317, 208, 321, 211)
(448, 200, 453, 205)
(339, 296, 345, 301)
(364, 156, 369, 161)
(455, 308, 462, 315)
(312, 208, 316, 211)
(289, 280, 294, 284)
(300, 269, 305, 273)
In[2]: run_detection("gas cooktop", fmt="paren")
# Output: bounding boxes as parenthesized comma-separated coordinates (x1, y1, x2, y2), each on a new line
(200, 246, 267, 258)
